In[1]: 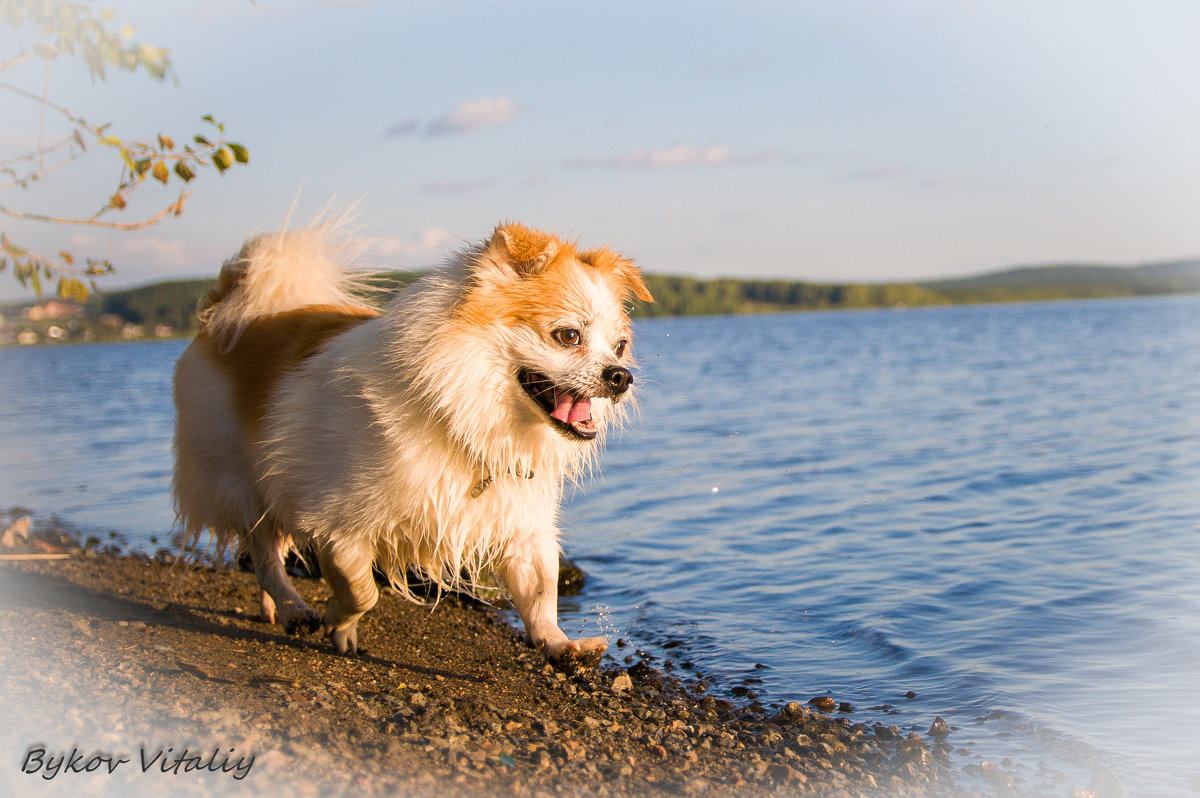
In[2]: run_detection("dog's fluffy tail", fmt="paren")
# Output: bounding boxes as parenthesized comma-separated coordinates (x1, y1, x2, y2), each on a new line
(198, 211, 376, 347)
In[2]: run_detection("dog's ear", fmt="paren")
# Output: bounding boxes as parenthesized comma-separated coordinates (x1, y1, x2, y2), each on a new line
(580, 247, 655, 304)
(491, 223, 560, 277)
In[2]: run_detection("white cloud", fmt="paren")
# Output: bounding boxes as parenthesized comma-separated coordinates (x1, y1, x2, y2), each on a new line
(67, 232, 194, 268)
(369, 227, 457, 268)
(564, 142, 780, 170)
(424, 97, 520, 137)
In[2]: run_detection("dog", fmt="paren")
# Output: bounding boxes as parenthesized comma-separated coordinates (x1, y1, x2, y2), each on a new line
(172, 216, 652, 668)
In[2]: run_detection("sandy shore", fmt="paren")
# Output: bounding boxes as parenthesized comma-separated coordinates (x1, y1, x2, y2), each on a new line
(0, 524, 964, 797)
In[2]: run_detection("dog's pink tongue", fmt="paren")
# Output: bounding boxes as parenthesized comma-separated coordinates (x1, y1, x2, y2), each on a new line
(551, 390, 592, 424)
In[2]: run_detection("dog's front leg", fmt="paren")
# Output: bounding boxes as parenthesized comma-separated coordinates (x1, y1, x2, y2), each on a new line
(503, 535, 606, 670)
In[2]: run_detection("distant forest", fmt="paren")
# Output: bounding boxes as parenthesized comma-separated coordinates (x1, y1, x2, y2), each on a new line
(6, 259, 1199, 336)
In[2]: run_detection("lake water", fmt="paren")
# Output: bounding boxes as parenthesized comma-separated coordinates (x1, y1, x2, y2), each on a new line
(2, 295, 1198, 797)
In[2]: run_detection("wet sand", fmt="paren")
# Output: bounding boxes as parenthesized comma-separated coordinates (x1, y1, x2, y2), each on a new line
(0, 527, 963, 797)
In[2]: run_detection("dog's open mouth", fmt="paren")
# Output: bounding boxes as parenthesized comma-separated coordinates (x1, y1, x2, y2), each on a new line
(518, 369, 598, 440)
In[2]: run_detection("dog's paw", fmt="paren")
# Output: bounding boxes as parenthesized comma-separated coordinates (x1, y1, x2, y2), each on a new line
(326, 624, 364, 656)
(546, 637, 607, 673)
(283, 610, 322, 636)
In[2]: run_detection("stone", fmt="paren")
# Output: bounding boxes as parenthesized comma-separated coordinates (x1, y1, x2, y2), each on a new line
(1, 516, 30, 547)
(611, 672, 633, 693)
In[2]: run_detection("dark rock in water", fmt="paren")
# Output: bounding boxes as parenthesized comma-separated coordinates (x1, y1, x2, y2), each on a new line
(557, 554, 587, 595)
(627, 659, 663, 686)
(775, 701, 810, 724)
(928, 716, 951, 740)
(809, 696, 837, 712)
(873, 723, 901, 741)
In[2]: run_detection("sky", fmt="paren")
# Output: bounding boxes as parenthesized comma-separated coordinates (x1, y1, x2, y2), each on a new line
(2, 0, 1199, 300)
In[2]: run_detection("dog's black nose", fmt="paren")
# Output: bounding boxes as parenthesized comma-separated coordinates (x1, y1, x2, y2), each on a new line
(602, 366, 633, 396)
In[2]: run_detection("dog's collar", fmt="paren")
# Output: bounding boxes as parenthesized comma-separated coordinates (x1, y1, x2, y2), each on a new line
(470, 467, 535, 499)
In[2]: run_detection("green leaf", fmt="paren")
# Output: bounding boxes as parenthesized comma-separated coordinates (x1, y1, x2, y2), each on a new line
(152, 160, 170, 184)
(229, 143, 249, 164)
(212, 147, 233, 173)
(193, 134, 211, 146)
(174, 162, 195, 182)
(57, 277, 89, 302)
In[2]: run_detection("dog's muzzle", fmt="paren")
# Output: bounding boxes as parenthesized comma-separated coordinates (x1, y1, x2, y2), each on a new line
(518, 365, 634, 441)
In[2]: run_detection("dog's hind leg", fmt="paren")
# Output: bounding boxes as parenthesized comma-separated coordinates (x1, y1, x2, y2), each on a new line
(246, 527, 321, 634)
(315, 538, 378, 655)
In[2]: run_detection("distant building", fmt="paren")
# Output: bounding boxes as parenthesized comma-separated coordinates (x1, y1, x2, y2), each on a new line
(17, 330, 39, 345)
(121, 324, 145, 339)
(25, 300, 81, 321)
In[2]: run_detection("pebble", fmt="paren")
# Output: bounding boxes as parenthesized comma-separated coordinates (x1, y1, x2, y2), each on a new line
(611, 673, 633, 693)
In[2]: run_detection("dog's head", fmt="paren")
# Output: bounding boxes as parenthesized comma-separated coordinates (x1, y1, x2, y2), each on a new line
(456, 223, 653, 449)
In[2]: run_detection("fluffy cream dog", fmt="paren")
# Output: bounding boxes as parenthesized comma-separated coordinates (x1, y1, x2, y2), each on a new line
(173, 218, 652, 667)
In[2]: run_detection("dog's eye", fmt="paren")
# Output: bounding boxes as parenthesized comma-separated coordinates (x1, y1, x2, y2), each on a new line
(552, 328, 582, 347)
(614, 339, 628, 358)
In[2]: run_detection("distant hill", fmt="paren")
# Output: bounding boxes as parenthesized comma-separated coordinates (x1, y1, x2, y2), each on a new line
(632, 258, 1200, 317)
(919, 259, 1200, 302)
(93, 278, 216, 331)
(2, 259, 1198, 343)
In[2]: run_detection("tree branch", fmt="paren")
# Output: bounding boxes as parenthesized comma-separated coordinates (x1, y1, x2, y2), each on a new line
(0, 79, 101, 134)
(0, 192, 189, 230)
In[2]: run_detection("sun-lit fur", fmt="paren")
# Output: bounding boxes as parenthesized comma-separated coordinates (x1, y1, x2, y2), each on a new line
(173, 217, 652, 666)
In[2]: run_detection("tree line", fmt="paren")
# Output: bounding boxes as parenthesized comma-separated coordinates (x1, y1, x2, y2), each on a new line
(5, 258, 1192, 340)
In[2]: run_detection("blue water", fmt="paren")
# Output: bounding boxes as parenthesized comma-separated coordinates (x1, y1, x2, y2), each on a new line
(2, 295, 1198, 796)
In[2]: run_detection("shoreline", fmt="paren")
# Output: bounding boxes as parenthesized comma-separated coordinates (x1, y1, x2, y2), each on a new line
(4, 288, 1198, 350)
(0, 523, 965, 797)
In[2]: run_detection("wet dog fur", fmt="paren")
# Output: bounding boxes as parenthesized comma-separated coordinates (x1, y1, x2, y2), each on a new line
(172, 217, 651, 668)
